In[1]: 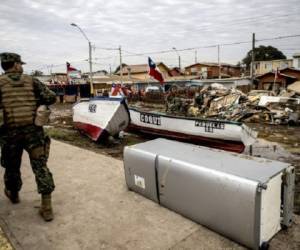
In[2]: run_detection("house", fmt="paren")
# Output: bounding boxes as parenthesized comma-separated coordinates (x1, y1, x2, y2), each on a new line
(93, 70, 108, 77)
(168, 67, 182, 77)
(253, 59, 293, 75)
(279, 67, 300, 80)
(187, 77, 252, 93)
(50, 73, 68, 84)
(115, 62, 170, 81)
(92, 74, 141, 95)
(35, 75, 52, 84)
(184, 62, 241, 79)
(292, 53, 300, 69)
(255, 71, 297, 92)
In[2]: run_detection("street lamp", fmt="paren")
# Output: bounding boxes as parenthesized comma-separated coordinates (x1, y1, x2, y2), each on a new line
(172, 47, 181, 70)
(71, 23, 94, 95)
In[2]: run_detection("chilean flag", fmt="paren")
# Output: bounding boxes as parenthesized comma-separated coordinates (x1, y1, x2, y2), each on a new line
(110, 83, 124, 96)
(148, 57, 164, 84)
(66, 62, 78, 72)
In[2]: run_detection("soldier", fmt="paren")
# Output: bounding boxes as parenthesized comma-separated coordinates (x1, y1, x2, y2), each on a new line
(165, 85, 178, 113)
(0, 52, 56, 221)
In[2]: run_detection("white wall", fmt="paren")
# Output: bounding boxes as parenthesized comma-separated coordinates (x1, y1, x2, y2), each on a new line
(293, 58, 300, 69)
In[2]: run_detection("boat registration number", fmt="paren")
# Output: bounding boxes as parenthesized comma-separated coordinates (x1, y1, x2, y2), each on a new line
(88, 104, 97, 113)
(195, 120, 225, 133)
(140, 113, 161, 126)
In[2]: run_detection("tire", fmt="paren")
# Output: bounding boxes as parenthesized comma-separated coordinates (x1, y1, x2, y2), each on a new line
(259, 242, 269, 250)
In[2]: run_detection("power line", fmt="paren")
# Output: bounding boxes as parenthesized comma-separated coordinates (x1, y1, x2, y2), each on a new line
(120, 34, 300, 58)
(95, 47, 119, 51)
(94, 56, 115, 60)
(35, 33, 300, 72)
(281, 48, 300, 51)
(256, 34, 300, 42)
(82, 34, 300, 64)
(194, 12, 300, 32)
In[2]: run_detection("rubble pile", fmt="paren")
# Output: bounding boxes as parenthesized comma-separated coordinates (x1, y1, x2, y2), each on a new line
(144, 90, 165, 104)
(166, 83, 300, 125)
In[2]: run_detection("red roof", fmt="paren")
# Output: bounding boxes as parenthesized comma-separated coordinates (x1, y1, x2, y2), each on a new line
(256, 71, 297, 79)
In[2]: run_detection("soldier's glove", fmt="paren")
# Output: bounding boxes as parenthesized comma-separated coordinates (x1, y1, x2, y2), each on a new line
(35, 105, 51, 126)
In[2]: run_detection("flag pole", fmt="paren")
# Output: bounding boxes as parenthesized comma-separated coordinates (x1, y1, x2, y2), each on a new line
(119, 46, 123, 85)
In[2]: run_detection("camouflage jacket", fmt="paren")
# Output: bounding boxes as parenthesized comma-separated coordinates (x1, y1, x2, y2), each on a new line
(0, 73, 56, 138)
(0, 72, 56, 108)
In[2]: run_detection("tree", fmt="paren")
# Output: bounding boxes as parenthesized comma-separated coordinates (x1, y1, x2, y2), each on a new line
(242, 45, 286, 69)
(31, 70, 43, 76)
(114, 63, 128, 74)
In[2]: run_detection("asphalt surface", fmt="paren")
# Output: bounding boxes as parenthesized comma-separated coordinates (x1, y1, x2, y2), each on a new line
(0, 139, 299, 250)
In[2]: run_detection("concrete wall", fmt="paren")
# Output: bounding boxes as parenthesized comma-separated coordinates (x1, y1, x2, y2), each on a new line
(293, 58, 300, 69)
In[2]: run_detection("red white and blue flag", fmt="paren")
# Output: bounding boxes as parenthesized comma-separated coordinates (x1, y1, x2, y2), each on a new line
(110, 83, 124, 96)
(148, 57, 164, 84)
(66, 62, 77, 71)
(66, 62, 81, 79)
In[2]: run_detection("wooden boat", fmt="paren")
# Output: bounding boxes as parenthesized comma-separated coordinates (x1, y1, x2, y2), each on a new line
(127, 107, 257, 153)
(72, 97, 130, 141)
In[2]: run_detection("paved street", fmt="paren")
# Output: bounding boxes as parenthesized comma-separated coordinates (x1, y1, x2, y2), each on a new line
(0, 140, 299, 250)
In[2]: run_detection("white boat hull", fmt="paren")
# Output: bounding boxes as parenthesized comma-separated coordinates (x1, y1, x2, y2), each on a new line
(73, 97, 130, 141)
(127, 108, 257, 153)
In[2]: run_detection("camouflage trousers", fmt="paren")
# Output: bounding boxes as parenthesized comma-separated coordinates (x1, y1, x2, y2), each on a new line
(0, 125, 55, 194)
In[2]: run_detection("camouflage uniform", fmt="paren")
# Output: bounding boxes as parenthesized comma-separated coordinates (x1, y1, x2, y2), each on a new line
(0, 53, 56, 195)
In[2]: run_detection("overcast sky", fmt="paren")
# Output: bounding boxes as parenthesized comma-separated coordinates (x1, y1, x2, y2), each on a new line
(1, 0, 300, 74)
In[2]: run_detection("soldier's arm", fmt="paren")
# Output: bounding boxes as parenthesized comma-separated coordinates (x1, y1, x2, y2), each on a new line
(33, 78, 56, 105)
(0, 89, 3, 125)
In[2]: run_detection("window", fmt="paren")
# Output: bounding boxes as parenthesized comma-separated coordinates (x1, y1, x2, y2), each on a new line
(265, 63, 272, 71)
(280, 62, 288, 69)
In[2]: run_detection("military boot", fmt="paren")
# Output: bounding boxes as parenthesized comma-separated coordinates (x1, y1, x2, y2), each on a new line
(4, 188, 20, 204)
(39, 194, 53, 222)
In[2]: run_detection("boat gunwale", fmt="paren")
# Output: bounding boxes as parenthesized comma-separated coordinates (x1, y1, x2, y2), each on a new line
(129, 107, 244, 126)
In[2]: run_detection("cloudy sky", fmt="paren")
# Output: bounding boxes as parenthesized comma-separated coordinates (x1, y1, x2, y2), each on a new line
(1, 0, 300, 74)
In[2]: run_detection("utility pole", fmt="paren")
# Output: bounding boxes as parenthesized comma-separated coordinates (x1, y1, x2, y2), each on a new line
(70, 23, 94, 96)
(109, 64, 112, 76)
(178, 56, 181, 70)
(195, 50, 197, 64)
(178, 55, 181, 70)
(218, 45, 221, 79)
(172, 47, 181, 70)
(119, 45, 123, 85)
(88, 41, 94, 95)
(251, 33, 256, 84)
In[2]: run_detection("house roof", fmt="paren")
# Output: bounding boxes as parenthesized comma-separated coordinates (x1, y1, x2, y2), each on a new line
(165, 75, 200, 81)
(92, 74, 140, 84)
(36, 75, 52, 82)
(185, 62, 240, 69)
(256, 71, 297, 79)
(253, 59, 293, 63)
(116, 62, 169, 74)
(168, 67, 182, 76)
(293, 53, 300, 58)
(279, 67, 300, 73)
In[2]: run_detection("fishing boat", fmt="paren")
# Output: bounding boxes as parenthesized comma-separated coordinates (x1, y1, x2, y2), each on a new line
(127, 107, 257, 153)
(72, 97, 130, 141)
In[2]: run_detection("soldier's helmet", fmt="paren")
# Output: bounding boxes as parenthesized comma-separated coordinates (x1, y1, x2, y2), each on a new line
(0, 52, 26, 64)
